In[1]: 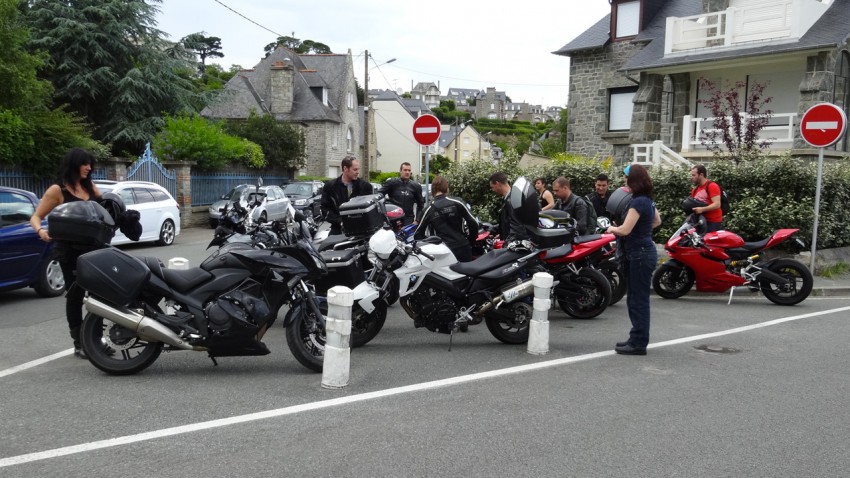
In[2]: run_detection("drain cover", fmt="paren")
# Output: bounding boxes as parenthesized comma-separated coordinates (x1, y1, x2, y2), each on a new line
(694, 344, 741, 354)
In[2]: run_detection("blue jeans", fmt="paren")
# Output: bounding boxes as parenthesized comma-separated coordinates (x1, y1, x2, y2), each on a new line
(624, 243, 657, 347)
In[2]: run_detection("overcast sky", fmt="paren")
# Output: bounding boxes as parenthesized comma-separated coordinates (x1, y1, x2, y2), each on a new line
(154, 0, 610, 108)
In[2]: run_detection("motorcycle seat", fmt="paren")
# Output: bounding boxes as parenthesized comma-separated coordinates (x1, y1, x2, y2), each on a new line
(449, 248, 524, 277)
(142, 256, 212, 293)
(541, 244, 572, 260)
(573, 234, 603, 244)
(727, 237, 771, 256)
(318, 234, 349, 252)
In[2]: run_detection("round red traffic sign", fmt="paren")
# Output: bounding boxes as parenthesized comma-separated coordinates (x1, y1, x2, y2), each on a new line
(800, 103, 847, 148)
(412, 114, 441, 146)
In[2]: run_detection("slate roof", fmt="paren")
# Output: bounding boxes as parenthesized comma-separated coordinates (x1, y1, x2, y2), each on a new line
(552, 13, 611, 55)
(201, 47, 345, 123)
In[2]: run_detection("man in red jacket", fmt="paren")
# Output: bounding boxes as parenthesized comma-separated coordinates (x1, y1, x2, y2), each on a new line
(689, 164, 723, 232)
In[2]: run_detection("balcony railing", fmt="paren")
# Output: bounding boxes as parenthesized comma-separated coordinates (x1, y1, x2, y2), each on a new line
(680, 112, 797, 152)
(665, 0, 829, 55)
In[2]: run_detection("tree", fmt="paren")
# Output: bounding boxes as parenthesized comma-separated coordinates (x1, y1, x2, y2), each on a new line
(181, 32, 224, 76)
(152, 114, 264, 170)
(224, 111, 306, 170)
(22, 0, 201, 155)
(429, 154, 451, 175)
(263, 34, 332, 57)
(697, 77, 774, 163)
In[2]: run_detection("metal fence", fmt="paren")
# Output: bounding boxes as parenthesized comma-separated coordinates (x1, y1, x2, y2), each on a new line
(190, 172, 291, 206)
(127, 144, 177, 198)
(0, 168, 106, 197)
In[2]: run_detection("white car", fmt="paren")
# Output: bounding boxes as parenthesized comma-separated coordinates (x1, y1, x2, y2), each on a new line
(96, 181, 181, 246)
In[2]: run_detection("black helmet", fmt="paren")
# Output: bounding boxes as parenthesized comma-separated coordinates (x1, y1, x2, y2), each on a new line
(681, 197, 708, 215)
(99, 192, 126, 222)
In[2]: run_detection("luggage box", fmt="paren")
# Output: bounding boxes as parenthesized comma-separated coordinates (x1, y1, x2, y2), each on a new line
(314, 248, 365, 296)
(47, 201, 115, 246)
(76, 248, 150, 306)
(339, 194, 385, 237)
(538, 209, 572, 228)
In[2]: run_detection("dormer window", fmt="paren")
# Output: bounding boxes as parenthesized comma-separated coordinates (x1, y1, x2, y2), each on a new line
(613, 0, 640, 39)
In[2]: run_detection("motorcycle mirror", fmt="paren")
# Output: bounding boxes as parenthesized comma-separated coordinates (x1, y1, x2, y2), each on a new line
(256, 177, 263, 188)
(294, 211, 305, 222)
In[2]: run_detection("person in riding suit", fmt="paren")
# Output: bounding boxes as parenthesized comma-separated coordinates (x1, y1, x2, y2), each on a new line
(321, 156, 374, 235)
(587, 173, 612, 219)
(488, 172, 530, 243)
(414, 176, 479, 262)
(552, 176, 592, 235)
(379, 162, 424, 225)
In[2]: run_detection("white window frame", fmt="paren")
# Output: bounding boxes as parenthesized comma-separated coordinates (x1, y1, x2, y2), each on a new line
(346, 128, 353, 152)
(615, 1, 640, 38)
(609, 86, 638, 131)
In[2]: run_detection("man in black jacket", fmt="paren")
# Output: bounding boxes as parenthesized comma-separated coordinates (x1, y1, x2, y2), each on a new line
(321, 156, 374, 235)
(488, 171, 530, 243)
(379, 162, 424, 225)
(414, 176, 478, 262)
(586, 173, 612, 219)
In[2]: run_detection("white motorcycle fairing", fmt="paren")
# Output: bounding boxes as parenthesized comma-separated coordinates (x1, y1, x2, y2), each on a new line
(352, 281, 381, 314)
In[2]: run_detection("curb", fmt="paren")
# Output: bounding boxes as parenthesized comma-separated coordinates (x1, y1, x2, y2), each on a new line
(653, 286, 850, 298)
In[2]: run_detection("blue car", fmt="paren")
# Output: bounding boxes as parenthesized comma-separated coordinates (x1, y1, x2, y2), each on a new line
(0, 186, 65, 297)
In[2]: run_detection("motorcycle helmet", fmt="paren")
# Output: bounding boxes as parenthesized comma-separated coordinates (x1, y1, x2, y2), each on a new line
(509, 176, 540, 228)
(98, 192, 126, 223)
(681, 197, 708, 215)
(606, 186, 633, 223)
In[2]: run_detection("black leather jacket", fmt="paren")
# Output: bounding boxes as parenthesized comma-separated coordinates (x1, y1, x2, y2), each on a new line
(414, 194, 478, 250)
(379, 177, 424, 220)
(320, 176, 374, 232)
(586, 190, 612, 219)
(499, 195, 531, 242)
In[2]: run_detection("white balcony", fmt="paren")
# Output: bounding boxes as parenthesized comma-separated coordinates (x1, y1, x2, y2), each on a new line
(680, 112, 797, 152)
(664, 0, 829, 55)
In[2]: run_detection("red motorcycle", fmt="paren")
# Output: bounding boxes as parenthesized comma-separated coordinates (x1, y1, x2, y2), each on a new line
(652, 219, 813, 305)
(538, 233, 616, 318)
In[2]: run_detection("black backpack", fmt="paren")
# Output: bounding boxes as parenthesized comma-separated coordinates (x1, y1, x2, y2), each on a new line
(706, 180, 730, 215)
(577, 194, 597, 233)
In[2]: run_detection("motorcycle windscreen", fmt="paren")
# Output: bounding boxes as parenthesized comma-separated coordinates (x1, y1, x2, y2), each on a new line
(76, 248, 151, 306)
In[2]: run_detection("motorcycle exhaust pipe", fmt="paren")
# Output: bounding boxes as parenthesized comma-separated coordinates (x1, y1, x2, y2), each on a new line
(477, 279, 535, 316)
(84, 297, 196, 350)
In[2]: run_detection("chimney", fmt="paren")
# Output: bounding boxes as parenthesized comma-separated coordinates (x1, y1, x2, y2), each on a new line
(270, 59, 294, 115)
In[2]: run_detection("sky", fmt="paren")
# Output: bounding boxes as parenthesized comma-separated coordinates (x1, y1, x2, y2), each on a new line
(154, 0, 611, 109)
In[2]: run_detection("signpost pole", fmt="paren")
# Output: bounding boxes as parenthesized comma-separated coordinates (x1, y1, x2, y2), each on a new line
(424, 145, 430, 205)
(810, 147, 824, 271)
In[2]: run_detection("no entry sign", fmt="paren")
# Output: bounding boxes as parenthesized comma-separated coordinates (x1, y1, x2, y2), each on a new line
(800, 103, 847, 148)
(412, 114, 441, 146)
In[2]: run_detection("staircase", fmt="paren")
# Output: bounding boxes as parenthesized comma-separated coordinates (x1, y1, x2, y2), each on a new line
(630, 140, 693, 169)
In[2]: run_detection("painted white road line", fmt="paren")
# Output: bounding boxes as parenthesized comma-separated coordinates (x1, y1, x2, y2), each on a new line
(2, 305, 849, 468)
(0, 349, 73, 379)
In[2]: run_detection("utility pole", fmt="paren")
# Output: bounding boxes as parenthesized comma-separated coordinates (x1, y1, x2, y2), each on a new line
(363, 50, 370, 171)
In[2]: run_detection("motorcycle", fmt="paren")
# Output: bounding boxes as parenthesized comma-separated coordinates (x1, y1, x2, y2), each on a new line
(351, 228, 541, 345)
(652, 216, 813, 304)
(74, 211, 330, 374)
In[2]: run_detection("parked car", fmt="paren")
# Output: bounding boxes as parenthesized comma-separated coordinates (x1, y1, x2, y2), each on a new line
(96, 181, 181, 246)
(0, 186, 65, 297)
(208, 183, 251, 227)
(245, 185, 291, 223)
(283, 181, 322, 219)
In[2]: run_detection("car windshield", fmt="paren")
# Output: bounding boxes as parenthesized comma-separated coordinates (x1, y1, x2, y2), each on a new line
(227, 187, 248, 201)
(284, 183, 312, 196)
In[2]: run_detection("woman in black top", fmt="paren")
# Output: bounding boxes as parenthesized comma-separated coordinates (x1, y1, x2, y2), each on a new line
(534, 177, 555, 211)
(30, 149, 102, 358)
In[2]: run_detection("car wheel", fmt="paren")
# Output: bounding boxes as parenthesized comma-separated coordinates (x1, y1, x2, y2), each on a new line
(156, 219, 176, 246)
(33, 251, 65, 297)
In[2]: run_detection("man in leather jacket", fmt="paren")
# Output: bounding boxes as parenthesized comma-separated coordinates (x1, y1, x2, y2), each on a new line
(414, 176, 478, 262)
(379, 162, 424, 225)
(321, 156, 374, 235)
(488, 171, 530, 243)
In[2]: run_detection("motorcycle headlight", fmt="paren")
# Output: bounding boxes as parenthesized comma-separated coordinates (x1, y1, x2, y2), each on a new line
(294, 199, 308, 206)
(370, 229, 397, 259)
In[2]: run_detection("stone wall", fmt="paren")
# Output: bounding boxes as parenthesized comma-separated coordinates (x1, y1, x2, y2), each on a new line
(797, 41, 850, 152)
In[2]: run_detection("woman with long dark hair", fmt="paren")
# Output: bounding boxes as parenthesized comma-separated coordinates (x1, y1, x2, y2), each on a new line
(30, 148, 103, 358)
(606, 164, 661, 355)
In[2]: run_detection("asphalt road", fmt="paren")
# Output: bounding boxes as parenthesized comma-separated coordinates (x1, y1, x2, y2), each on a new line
(1, 227, 849, 477)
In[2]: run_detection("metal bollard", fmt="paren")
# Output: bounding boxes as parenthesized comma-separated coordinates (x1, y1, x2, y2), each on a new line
(321, 285, 353, 389)
(165, 258, 190, 315)
(527, 272, 553, 355)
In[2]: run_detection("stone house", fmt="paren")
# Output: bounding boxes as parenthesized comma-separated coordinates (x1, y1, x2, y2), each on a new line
(201, 47, 361, 178)
(411, 82, 442, 108)
(505, 102, 546, 123)
(554, 0, 850, 164)
(444, 87, 481, 106)
(475, 87, 508, 120)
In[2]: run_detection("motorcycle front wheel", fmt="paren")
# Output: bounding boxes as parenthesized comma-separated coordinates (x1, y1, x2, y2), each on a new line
(760, 259, 813, 305)
(484, 301, 531, 344)
(652, 262, 694, 299)
(80, 312, 163, 375)
(351, 300, 387, 348)
(556, 268, 612, 319)
(285, 303, 325, 373)
(598, 261, 627, 305)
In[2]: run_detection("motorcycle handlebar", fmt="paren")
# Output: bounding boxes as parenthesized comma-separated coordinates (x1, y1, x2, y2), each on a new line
(414, 247, 435, 261)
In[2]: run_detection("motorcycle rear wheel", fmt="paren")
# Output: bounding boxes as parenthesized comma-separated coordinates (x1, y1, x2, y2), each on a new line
(599, 261, 627, 306)
(760, 259, 813, 305)
(80, 313, 163, 375)
(351, 301, 387, 348)
(285, 305, 325, 373)
(556, 268, 612, 319)
(484, 301, 531, 344)
(652, 263, 694, 299)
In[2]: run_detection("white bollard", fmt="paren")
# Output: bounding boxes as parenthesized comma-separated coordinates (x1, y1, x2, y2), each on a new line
(527, 272, 553, 355)
(321, 286, 353, 389)
(167, 257, 190, 270)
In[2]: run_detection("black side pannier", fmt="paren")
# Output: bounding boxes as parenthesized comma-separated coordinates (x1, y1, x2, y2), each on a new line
(48, 201, 115, 246)
(339, 194, 385, 236)
(76, 248, 150, 306)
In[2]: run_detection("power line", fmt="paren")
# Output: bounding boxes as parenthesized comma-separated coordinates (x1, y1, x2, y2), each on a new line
(212, 0, 282, 38)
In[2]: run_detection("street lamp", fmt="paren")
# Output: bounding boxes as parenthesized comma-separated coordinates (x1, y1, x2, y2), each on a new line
(364, 51, 396, 173)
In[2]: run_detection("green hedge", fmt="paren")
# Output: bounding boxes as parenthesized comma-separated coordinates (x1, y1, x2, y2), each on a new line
(444, 153, 850, 249)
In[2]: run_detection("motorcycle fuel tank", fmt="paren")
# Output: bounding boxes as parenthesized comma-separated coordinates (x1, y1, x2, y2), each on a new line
(703, 230, 744, 249)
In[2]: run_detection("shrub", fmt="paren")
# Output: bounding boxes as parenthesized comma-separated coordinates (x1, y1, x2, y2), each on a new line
(153, 114, 265, 170)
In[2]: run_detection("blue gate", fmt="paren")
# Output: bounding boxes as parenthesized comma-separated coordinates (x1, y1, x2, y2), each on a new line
(127, 143, 176, 198)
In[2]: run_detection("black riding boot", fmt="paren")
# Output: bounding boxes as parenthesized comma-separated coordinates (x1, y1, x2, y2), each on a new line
(70, 326, 87, 359)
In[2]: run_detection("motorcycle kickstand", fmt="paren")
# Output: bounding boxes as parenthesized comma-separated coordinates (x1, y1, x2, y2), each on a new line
(727, 286, 736, 305)
(208, 354, 219, 366)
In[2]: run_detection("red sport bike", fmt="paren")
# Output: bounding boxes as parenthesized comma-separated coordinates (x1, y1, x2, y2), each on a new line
(652, 219, 813, 305)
